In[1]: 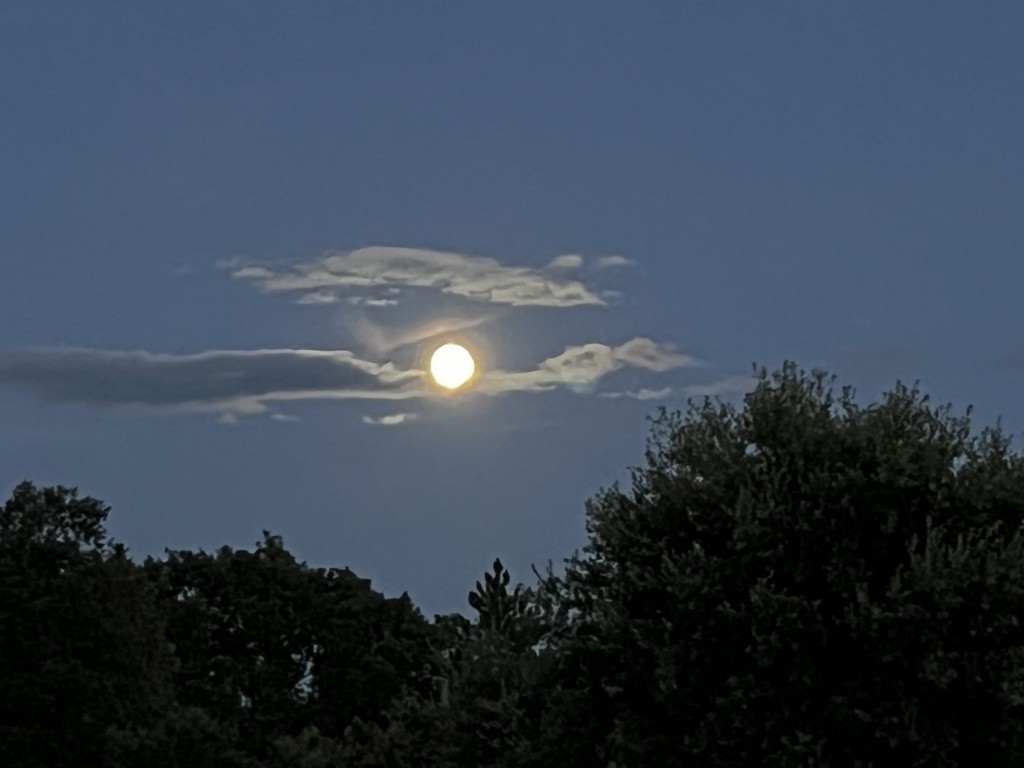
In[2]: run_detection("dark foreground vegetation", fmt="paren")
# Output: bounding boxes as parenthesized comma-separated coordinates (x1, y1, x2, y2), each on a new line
(4, 363, 1024, 767)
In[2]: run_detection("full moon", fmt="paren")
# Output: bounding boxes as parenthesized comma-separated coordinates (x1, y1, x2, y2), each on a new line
(429, 343, 476, 390)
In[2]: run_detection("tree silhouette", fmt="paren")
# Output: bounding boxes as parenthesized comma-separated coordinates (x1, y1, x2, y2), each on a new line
(5, 363, 1024, 766)
(145, 532, 435, 762)
(527, 363, 1024, 766)
(467, 559, 539, 650)
(0, 483, 174, 767)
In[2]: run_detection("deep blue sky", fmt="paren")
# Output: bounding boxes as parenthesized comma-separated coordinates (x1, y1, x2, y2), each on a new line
(2, 3, 1022, 617)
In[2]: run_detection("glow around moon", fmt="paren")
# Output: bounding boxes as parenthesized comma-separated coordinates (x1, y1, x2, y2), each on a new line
(429, 343, 476, 390)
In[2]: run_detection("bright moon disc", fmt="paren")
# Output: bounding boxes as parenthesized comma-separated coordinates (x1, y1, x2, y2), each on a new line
(429, 343, 476, 390)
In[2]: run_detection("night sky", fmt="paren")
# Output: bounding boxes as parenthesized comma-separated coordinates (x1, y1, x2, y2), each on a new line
(2, 3, 1022, 617)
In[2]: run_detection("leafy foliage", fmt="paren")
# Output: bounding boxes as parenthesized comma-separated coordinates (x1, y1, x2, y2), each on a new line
(0, 483, 174, 767)
(330, 558, 548, 768)
(530, 363, 1024, 766)
(145, 532, 437, 761)
(4, 363, 1024, 766)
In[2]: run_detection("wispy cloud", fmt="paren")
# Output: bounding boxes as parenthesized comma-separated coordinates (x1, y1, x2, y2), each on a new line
(362, 412, 417, 426)
(0, 348, 423, 418)
(350, 315, 493, 356)
(594, 255, 632, 269)
(0, 241, 710, 425)
(346, 296, 400, 307)
(0, 337, 695, 421)
(230, 246, 605, 308)
(612, 337, 695, 372)
(477, 338, 698, 395)
(599, 387, 674, 401)
(296, 291, 341, 305)
(546, 254, 584, 270)
(296, 293, 400, 307)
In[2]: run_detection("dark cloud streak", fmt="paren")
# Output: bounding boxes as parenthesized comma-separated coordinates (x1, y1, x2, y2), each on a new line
(0, 348, 419, 411)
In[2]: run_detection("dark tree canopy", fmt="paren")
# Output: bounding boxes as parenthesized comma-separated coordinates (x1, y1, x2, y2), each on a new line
(530, 363, 1024, 767)
(3, 363, 1024, 767)
(142, 533, 437, 763)
(0, 484, 174, 767)
(0, 487, 436, 767)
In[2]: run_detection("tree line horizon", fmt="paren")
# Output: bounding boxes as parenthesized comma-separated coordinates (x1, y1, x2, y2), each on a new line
(3, 362, 1024, 767)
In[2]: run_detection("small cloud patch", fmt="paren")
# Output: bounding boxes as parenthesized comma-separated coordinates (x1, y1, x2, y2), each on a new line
(599, 387, 674, 401)
(594, 255, 632, 269)
(362, 413, 418, 426)
(546, 254, 585, 270)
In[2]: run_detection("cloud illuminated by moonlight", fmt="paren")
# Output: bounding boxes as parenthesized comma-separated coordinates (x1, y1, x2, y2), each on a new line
(0, 337, 697, 421)
(228, 246, 605, 307)
(0, 246, 718, 424)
